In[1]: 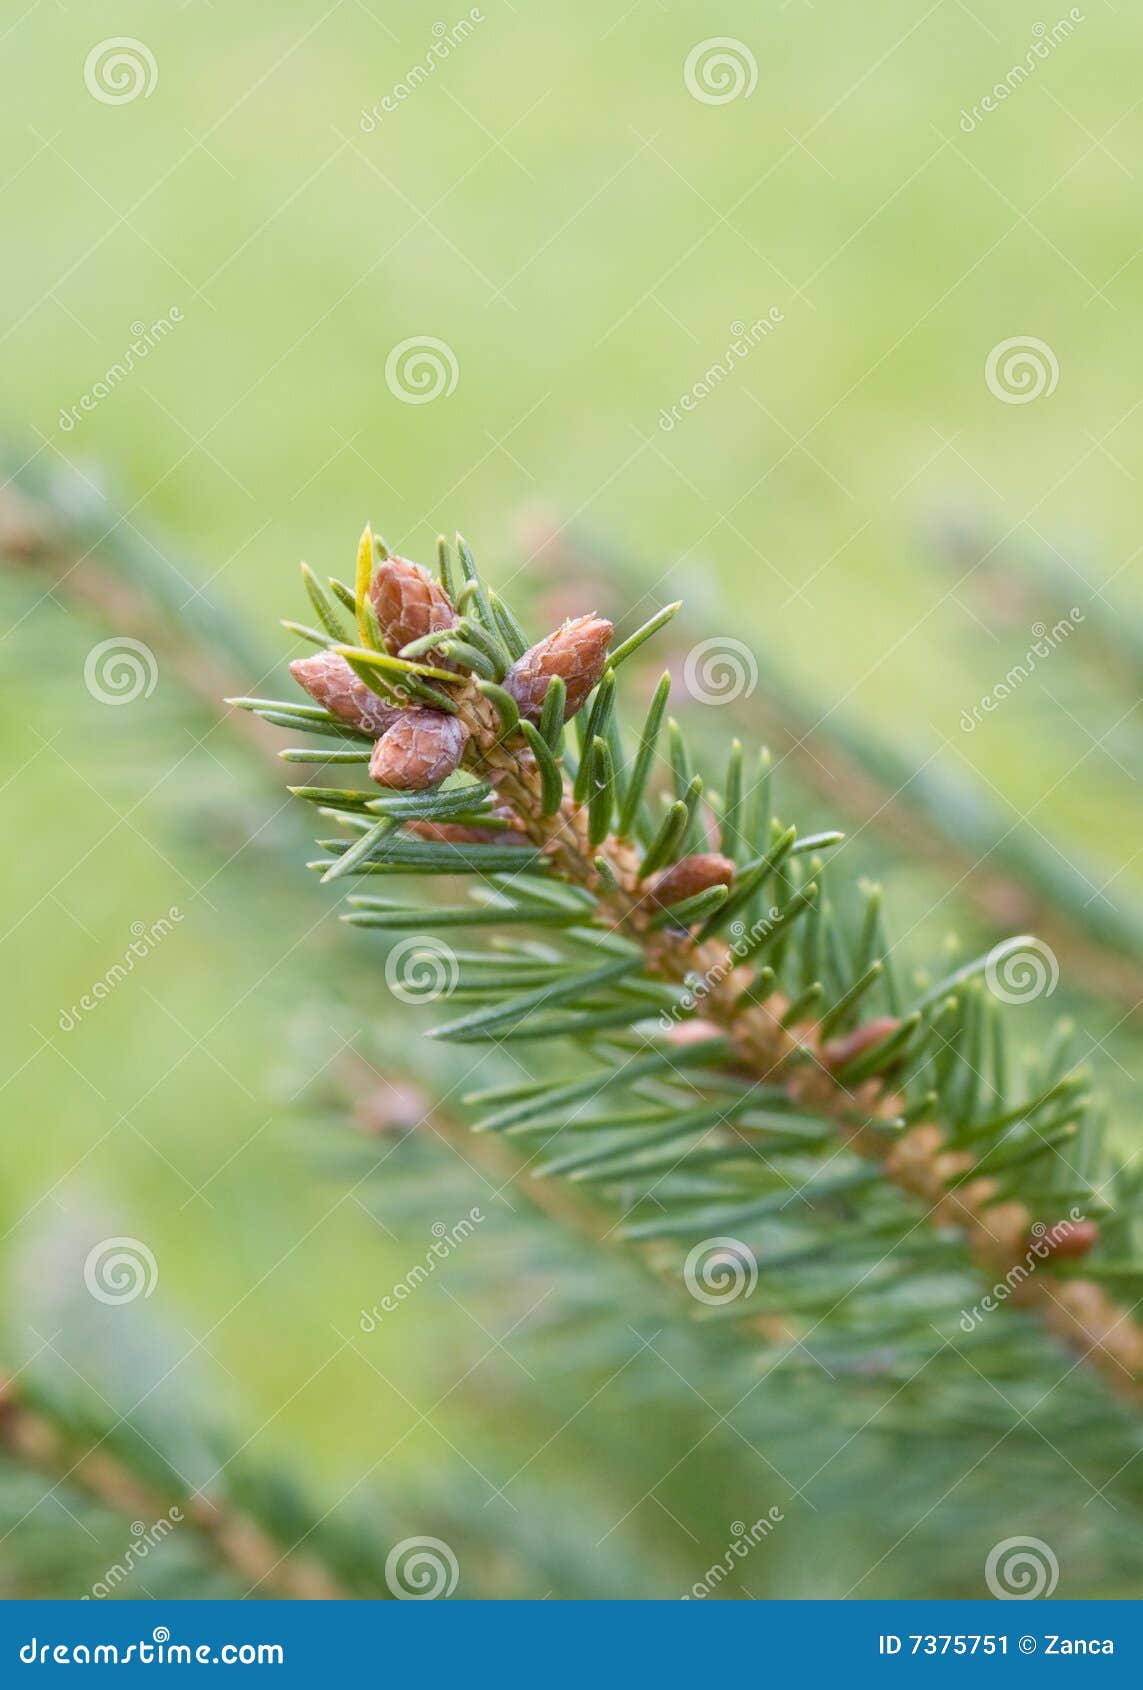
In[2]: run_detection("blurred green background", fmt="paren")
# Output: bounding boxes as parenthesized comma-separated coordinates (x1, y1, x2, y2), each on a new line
(1, 0, 1141, 1598)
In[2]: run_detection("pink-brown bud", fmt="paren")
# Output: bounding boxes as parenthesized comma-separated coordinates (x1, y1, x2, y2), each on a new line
(353, 1081, 430, 1136)
(290, 651, 402, 736)
(822, 1017, 900, 1073)
(648, 853, 736, 912)
(370, 556, 457, 656)
(369, 709, 469, 791)
(502, 615, 613, 723)
(1032, 1218, 1100, 1262)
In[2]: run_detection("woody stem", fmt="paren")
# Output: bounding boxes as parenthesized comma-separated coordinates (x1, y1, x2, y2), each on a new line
(462, 702, 1143, 1411)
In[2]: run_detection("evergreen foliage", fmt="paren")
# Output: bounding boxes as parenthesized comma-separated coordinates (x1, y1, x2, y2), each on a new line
(234, 528, 1143, 1416)
(4, 472, 1143, 1598)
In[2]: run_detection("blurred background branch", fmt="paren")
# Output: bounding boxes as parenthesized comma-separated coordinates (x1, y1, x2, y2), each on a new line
(4, 450, 1143, 1598)
(4, 0, 1143, 1600)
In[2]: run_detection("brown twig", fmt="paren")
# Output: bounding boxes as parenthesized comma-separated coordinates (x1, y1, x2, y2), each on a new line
(448, 673, 1143, 1413)
(0, 1381, 348, 1599)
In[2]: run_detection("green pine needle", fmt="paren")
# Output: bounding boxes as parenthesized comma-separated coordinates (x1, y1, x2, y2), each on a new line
(607, 601, 682, 669)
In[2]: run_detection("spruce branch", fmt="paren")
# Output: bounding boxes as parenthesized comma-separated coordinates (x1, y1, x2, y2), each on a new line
(8, 486, 1143, 1584)
(928, 510, 1143, 694)
(5, 456, 1143, 1007)
(0, 457, 275, 760)
(0, 480, 727, 1593)
(0, 1359, 675, 1600)
(5, 466, 1138, 1410)
(511, 510, 1143, 1012)
(0, 1378, 347, 1599)
(6, 461, 1142, 1423)
(242, 529, 1143, 1416)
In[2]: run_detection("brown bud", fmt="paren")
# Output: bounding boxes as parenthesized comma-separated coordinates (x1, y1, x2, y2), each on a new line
(290, 652, 402, 736)
(1032, 1218, 1100, 1261)
(648, 853, 736, 911)
(502, 615, 613, 723)
(369, 710, 469, 791)
(370, 556, 457, 656)
(884, 1123, 942, 1198)
(822, 1016, 900, 1073)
